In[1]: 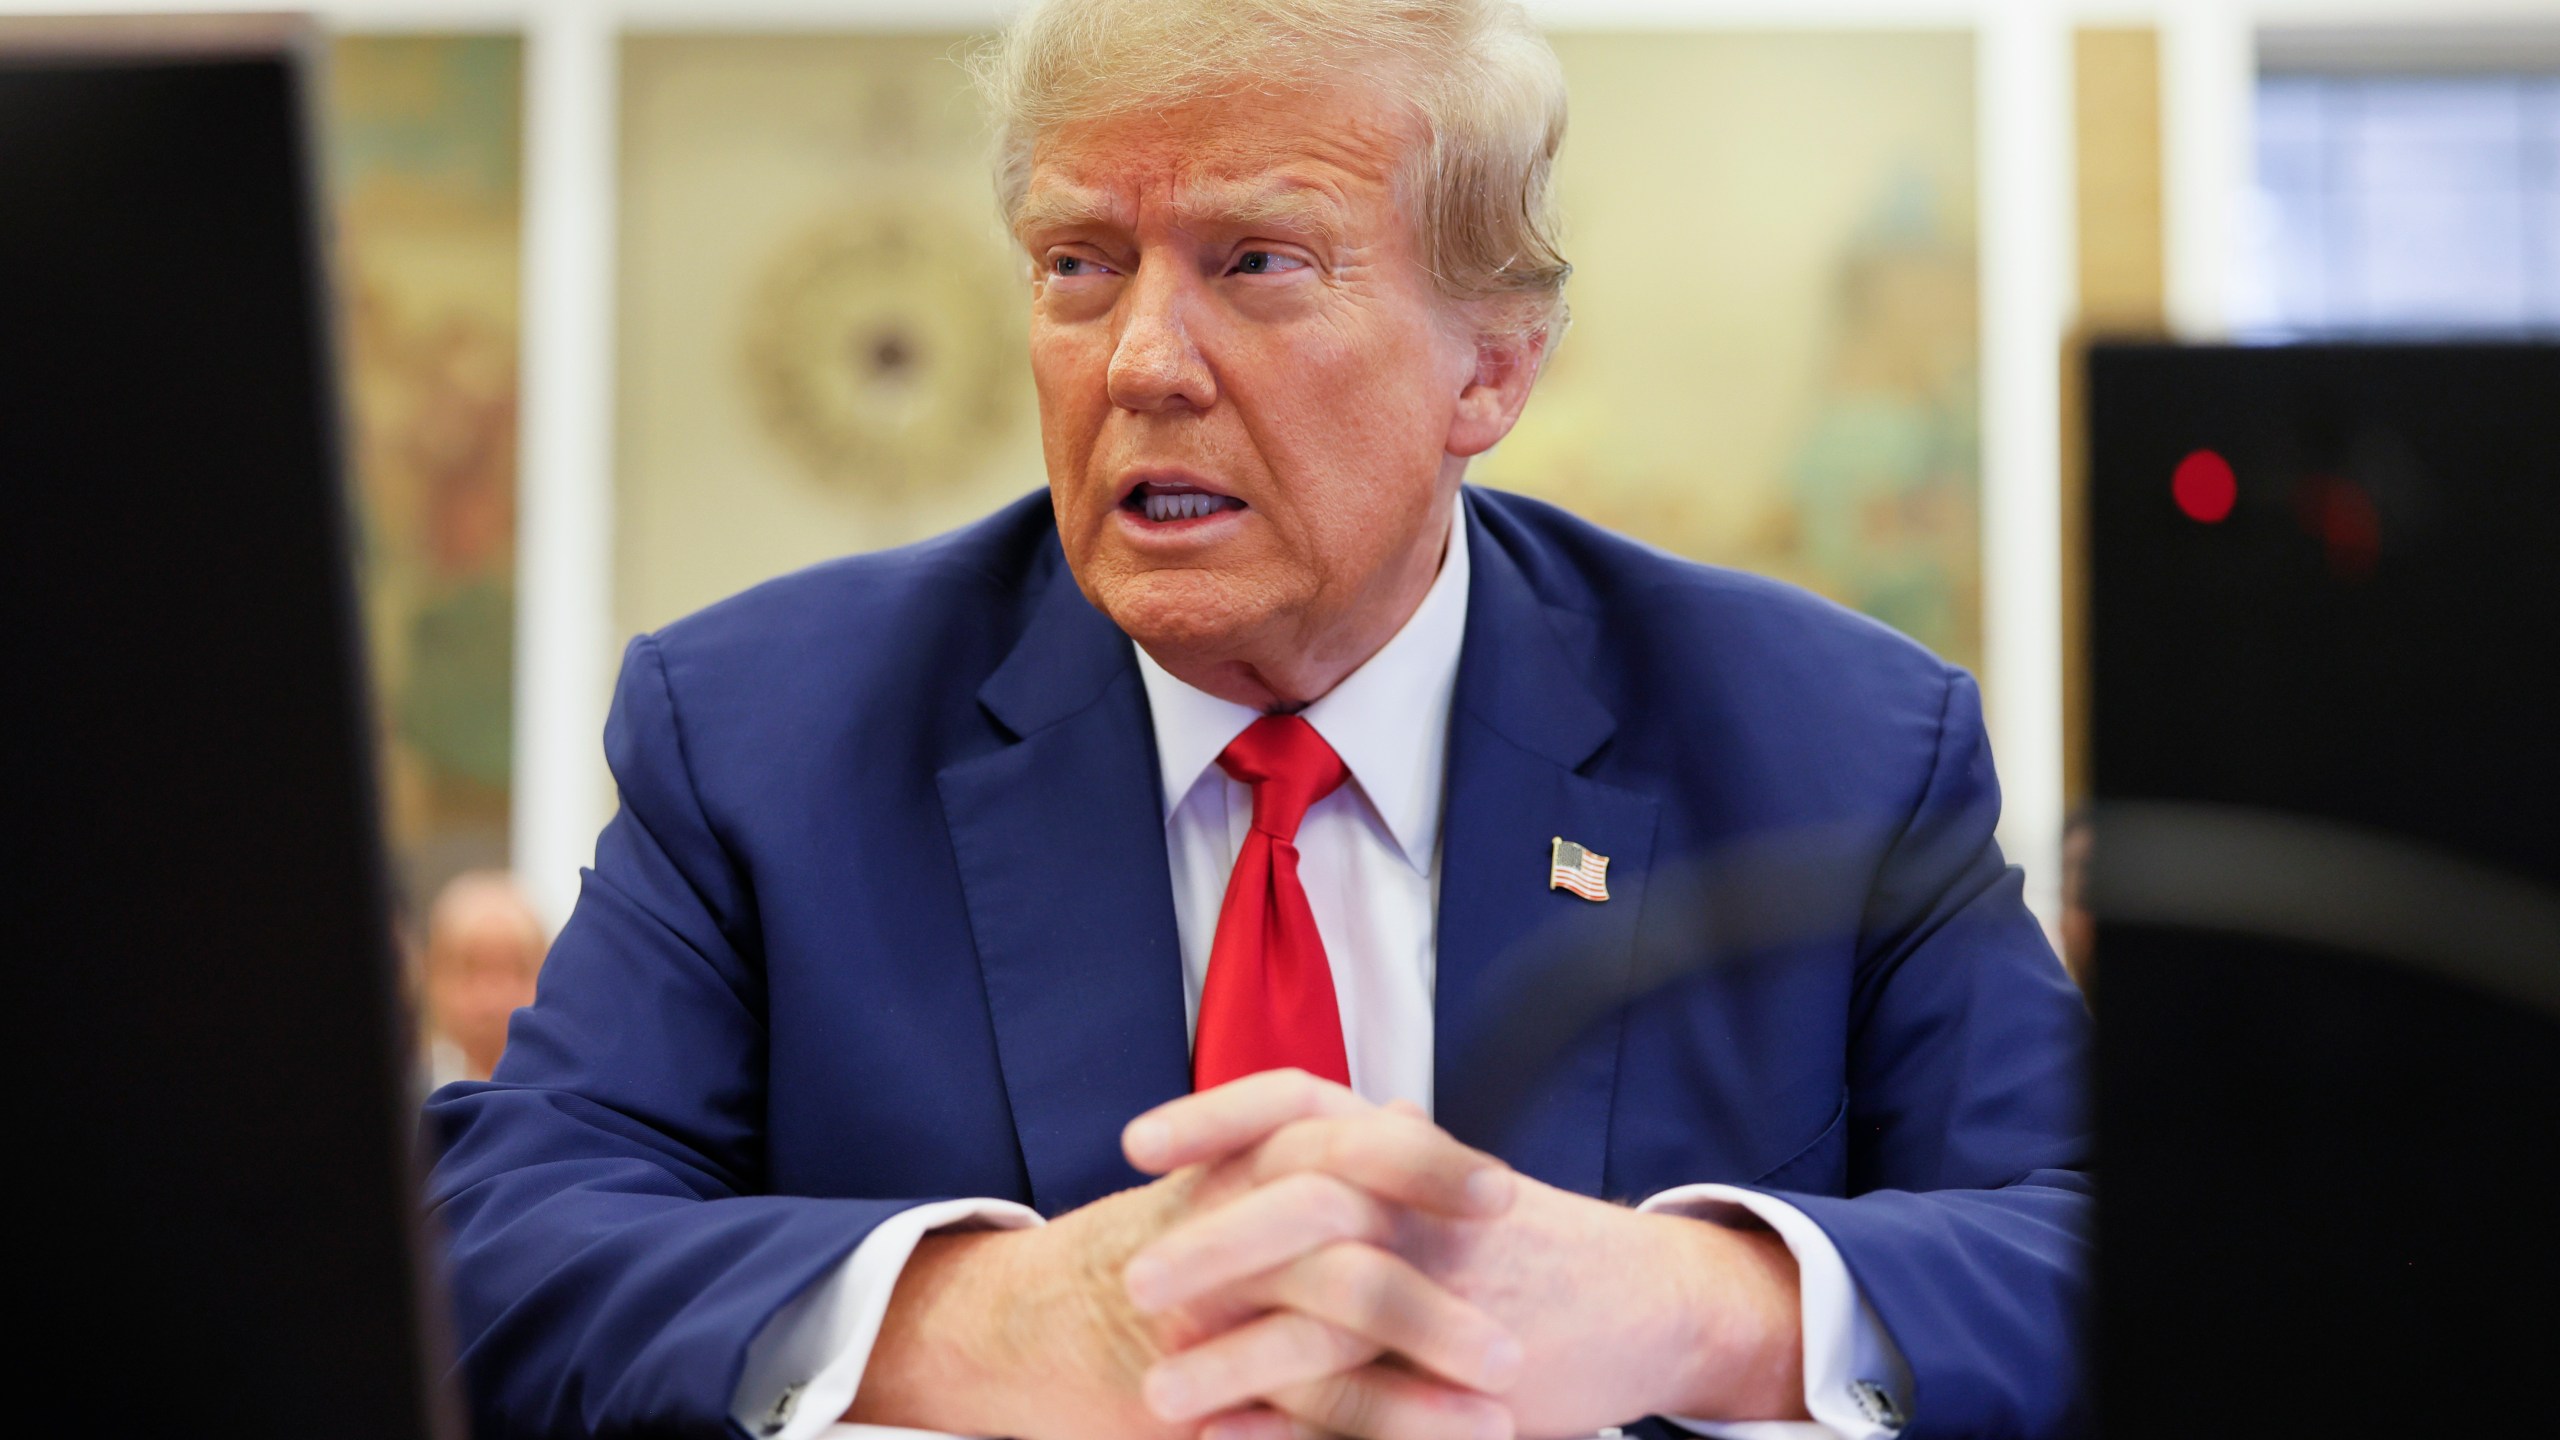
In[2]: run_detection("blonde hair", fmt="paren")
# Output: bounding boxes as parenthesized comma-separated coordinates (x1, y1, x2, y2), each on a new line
(971, 0, 1571, 342)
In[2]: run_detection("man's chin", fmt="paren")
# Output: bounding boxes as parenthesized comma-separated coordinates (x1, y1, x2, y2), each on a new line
(1089, 566, 1281, 665)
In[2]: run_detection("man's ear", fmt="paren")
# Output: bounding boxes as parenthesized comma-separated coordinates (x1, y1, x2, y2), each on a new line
(1447, 323, 1550, 459)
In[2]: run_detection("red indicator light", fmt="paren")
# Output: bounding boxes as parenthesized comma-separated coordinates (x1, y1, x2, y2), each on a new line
(2172, 449, 2237, 523)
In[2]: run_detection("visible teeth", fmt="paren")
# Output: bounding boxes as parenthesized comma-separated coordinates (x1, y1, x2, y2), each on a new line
(1143, 491, 1226, 523)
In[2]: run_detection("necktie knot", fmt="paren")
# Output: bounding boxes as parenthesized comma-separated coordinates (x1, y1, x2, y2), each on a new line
(1217, 715, 1348, 841)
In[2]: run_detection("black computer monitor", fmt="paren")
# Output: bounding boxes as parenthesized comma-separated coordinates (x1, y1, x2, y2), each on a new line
(2086, 342, 2560, 1437)
(5, 22, 455, 1435)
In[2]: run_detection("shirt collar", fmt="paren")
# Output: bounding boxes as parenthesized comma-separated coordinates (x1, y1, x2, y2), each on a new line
(1134, 500, 1471, 876)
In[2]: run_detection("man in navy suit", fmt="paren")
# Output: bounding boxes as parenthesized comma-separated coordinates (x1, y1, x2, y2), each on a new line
(425, 1, 2090, 1436)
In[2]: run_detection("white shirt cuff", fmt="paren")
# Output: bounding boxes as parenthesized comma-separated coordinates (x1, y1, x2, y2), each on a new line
(1634, 1184, 1912, 1440)
(729, 1197, 1045, 1440)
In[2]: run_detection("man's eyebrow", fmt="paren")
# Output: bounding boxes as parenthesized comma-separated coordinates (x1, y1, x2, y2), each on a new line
(1172, 181, 1349, 246)
(1012, 187, 1128, 243)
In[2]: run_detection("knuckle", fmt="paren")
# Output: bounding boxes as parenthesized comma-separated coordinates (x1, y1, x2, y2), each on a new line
(1175, 1348, 1234, 1402)
(1265, 1116, 1326, 1171)
(1286, 1373, 1361, 1436)
(1274, 1067, 1323, 1106)
(1268, 1311, 1326, 1366)
(1314, 1243, 1394, 1326)
(1270, 1168, 1338, 1224)
(1234, 1068, 1299, 1113)
(1187, 1332, 1239, 1383)
(1304, 1174, 1374, 1239)
(1287, 1311, 1372, 1373)
(1283, 1067, 1362, 1113)
(1324, 1372, 1384, 1437)
(1256, 1121, 1331, 1192)
(1323, 1116, 1395, 1180)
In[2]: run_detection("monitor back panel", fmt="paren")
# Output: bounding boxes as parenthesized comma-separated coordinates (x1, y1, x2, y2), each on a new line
(4, 35, 452, 1435)
(2086, 343, 2560, 1437)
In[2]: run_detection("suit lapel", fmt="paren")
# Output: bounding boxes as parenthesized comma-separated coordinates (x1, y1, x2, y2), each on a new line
(1435, 496, 1660, 1200)
(937, 554, 1192, 1216)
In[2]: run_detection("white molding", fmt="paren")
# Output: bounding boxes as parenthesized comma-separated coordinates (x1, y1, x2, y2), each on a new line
(511, 0, 619, 930)
(2162, 0, 2255, 339)
(1977, 0, 2076, 934)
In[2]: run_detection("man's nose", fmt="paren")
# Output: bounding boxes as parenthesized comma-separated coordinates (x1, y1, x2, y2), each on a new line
(1106, 258, 1217, 414)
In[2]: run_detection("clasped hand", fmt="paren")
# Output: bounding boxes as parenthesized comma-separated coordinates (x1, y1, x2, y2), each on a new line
(853, 1070, 1804, 1439)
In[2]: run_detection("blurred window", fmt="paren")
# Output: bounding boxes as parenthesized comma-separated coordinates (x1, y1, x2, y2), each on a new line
(2245, 71, 2559, 335)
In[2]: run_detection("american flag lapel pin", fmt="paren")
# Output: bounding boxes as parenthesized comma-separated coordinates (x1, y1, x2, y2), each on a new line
(1549, 836, 1610, 902)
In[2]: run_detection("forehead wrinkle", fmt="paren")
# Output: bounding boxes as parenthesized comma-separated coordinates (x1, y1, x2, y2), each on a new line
(1170, 179, 1351, 246)
(1012, 184, 1131, 244)
(1018, 89, 1418, 248)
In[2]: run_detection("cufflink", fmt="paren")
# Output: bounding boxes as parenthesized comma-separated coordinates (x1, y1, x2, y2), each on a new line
(760, 1381, 803, 1436)
(1849, 1379, 1907, 1428)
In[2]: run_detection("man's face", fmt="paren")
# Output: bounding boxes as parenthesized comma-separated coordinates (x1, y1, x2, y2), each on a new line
(1019, 82, 1485, 699)
(428, 933, 540, 1060)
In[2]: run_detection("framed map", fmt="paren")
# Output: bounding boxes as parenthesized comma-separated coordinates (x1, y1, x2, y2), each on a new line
(325, 34, 523, 912)
(1476, 31, 1981, 674)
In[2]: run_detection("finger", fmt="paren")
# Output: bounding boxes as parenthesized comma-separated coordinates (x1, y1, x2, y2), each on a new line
(1126, 1171, 1391, 1313)
(1251, 1109, 1516, 1218)
(1196, 1408, 1302, 1440)
(1141, 1309, 1380, 1423)
(1125, 1068, 1368, 1174)
(1267, 1242, 1522, 1394)
(1266, 1362, 1516, 1440)
(1183, 1140, 1271, 1215)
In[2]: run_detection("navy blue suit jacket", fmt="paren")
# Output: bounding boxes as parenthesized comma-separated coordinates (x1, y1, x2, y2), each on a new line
(426, 488, 2092, 1440)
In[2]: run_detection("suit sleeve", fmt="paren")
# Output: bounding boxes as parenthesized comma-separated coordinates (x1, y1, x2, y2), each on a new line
(1749, 669, 2093, 1440)
(424, 635, 935, 1440)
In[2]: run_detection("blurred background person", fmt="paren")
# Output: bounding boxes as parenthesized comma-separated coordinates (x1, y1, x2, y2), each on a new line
(421, 870, 547, 1087)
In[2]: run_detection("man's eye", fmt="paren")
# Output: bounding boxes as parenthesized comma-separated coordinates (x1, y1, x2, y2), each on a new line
(1232, 250, 1306, 276)
(1050, 255, 1109, 277)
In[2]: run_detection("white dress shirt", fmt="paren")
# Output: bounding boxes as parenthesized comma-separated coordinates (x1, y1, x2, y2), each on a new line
(733, 506, 1911, 1440)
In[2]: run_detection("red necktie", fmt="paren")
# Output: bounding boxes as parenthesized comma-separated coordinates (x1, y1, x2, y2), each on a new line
(1192, 716, 1352, 1091)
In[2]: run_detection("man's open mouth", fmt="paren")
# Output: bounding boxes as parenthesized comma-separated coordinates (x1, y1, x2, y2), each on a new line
(1123, 480, 1247, 525)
